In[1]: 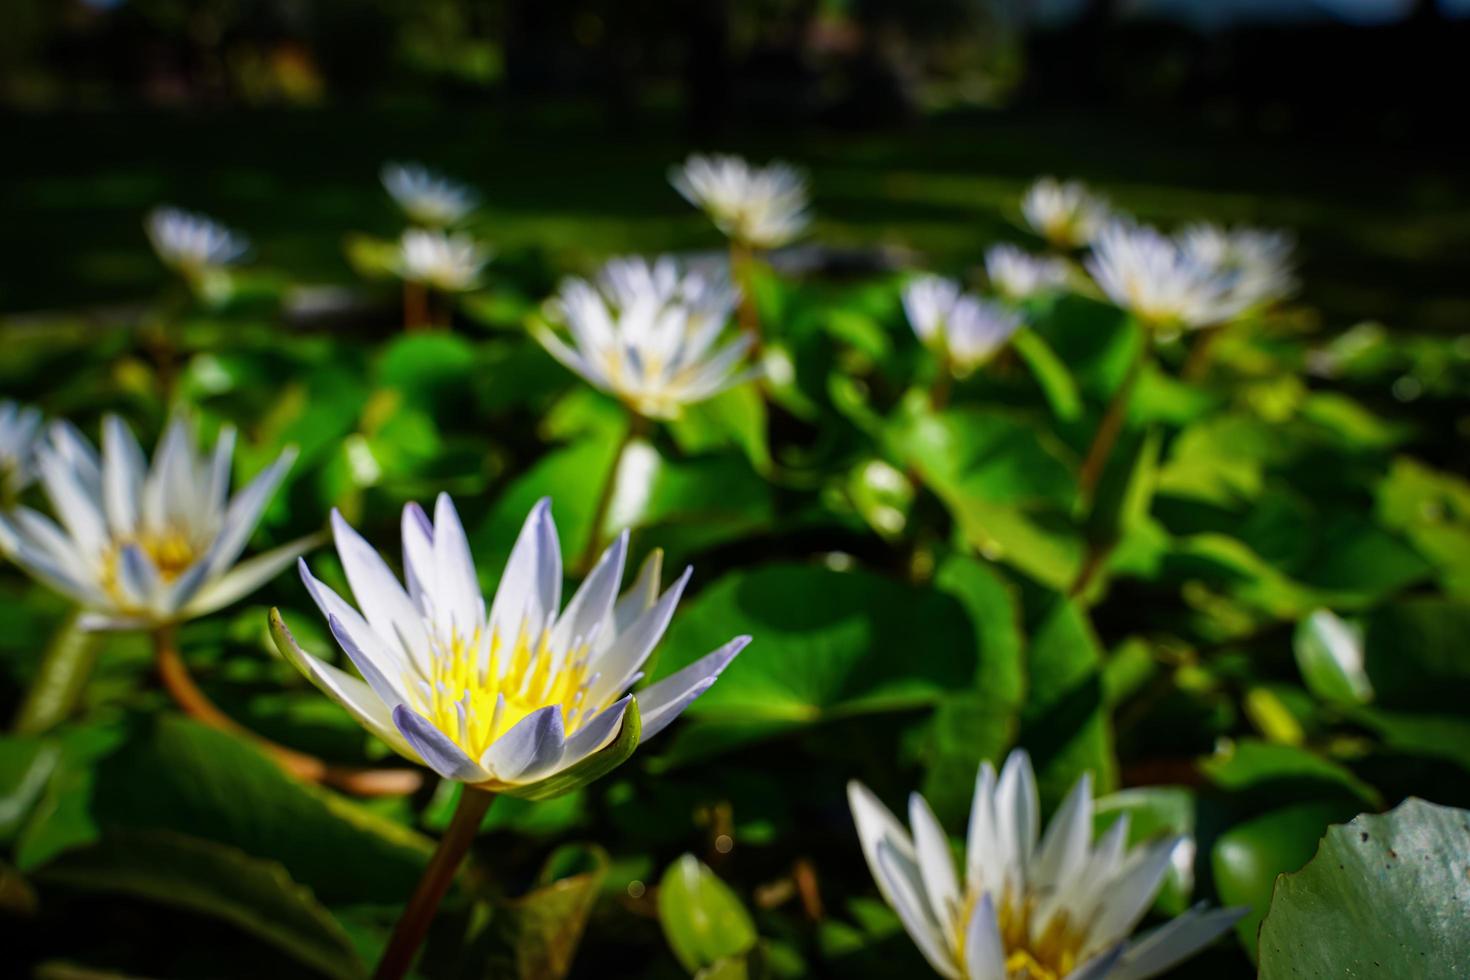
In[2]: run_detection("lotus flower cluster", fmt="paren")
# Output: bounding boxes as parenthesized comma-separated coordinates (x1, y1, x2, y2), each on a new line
(0, 416, 303, 630)
(393, 229, 492, 293)
(850, 750, 1242, 980)
(0, 401, 43, 500)
(536, 255, 758, 419)
(382, 162, 480, 227)
(145, 205, 250, 277)
(985, 245, 1073, 301)
(275, 496, 749, 793)
(671, 154, 811, 249)
(1021, 178, 1112, 249)
(903, 274, 1024, 373)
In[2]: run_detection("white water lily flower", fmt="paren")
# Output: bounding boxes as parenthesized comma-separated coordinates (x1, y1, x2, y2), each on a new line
(1, 401, 43, 499)
(272, 496, 749, 795)
(145, 205, 250, 275)
(394, 229, 491, 293)
(1021, 178, 1113, 249)
(535, 255, 757, 419)
(850, 750, 1243, 980)
(382, 162, 480, 227)
(670, 154, 811, 249)
(985, 245, 1073, 301)
(0, 417, 305, 631)
(1085, 222, 1237, 331)
(903, 275, 1024, 373)
(1177, 223, 1296, 313)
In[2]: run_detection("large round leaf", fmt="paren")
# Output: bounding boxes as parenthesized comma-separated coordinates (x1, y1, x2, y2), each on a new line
(1258, 798, 1470, 977)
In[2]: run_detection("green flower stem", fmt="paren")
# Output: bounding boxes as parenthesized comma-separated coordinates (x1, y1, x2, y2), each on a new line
(577, 412, 648, 575)
(11, 609, 101, 735)
(373, 786, 495, 980)
(1078, 334, 1148, 500)
(729, 239, 763, 351)
(153, 626, 421, 797)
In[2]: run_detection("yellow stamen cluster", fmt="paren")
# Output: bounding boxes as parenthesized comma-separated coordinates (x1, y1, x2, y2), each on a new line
(953, 887, 1088, 980)
(99, 527, 204, 601)
(408, 625, 593, 761)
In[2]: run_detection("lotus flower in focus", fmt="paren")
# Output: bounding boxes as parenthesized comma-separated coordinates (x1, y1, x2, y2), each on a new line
(272, 496, 749, 797)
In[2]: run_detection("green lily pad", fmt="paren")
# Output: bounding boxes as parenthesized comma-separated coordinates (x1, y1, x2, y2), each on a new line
(1258, 798, 1470, 977)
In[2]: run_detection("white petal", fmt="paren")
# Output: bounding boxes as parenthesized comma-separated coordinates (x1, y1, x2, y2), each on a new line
(1033, 770, 1093, 895)
(0, 510, 105, 607)
(142, 416, 194, 531)
(183, 533, 320, 619)
(298, 559, 409, 704)
(270, 611, 415, 758)
(401, 502, 436, 607)
(548, 530, 627, 657)
(876, 838, 962, 979)
(557, 694, 632, 770)
(431, 493, 485, 639)
(206, 447, 297, 578)
(1110, 905, 1244, 980)
(38, 444, 107, 557)
(101, 415, 146, 536)
(480, 705, 567, 783)
(633, 635, 747, 742)
(1087, 837, 1184, 952)
(585, 565, 692, 706)
(994, 748, 1040, 895)
(965, 762, 999, 896)
(331, 510, 430, 674)
(392, 705, 488, 783)
(486, 498, 560, 645)
(611, 548, 662, 637)
(909, 792, 961, 935)
(964, 894, 1008, 980)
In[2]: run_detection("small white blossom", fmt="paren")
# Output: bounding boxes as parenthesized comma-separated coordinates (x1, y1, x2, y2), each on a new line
(985, 244, 1073, 301)
(0, 416, 305, 630)
(393, 229, 491, 293)
(536, 255, 757, 419)
(1178, 223, 1297, 313)
(1086, 222, 1237, 330)
(670, 154, 811, 249)
(1021, 178, 1113, 249)
(145, 206, 250, 276)
(850, 749, 1244, 980)
(0, 401, 43, 500)
(903, 275, 1023, 373)
(381, 162, 480, 227)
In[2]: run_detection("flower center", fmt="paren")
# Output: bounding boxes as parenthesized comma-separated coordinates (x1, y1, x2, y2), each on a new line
(99, 527, 203, 599)
(954, 890, 1089, 980)
(408, 625, 595, 762)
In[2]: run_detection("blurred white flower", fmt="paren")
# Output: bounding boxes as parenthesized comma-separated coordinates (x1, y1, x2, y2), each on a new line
(903, 275, 1023, 373)
(273, 496, 749, 793)
(382, 162, 480, 227)
(0, 417, 305, 630)
(0, 401, 43, 500)
(985, 244, 1074, 301)
(393, 229, 491, 293)
(850, 749, 1243, 980)
(145, 206, 250, 276)
(1021, 178, 1113, 249)
(536, 255, 757, 419)
(670, 154, 811, 249)
(1086, 222, 1236, 330)
(1177, 223, 1297, 313)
